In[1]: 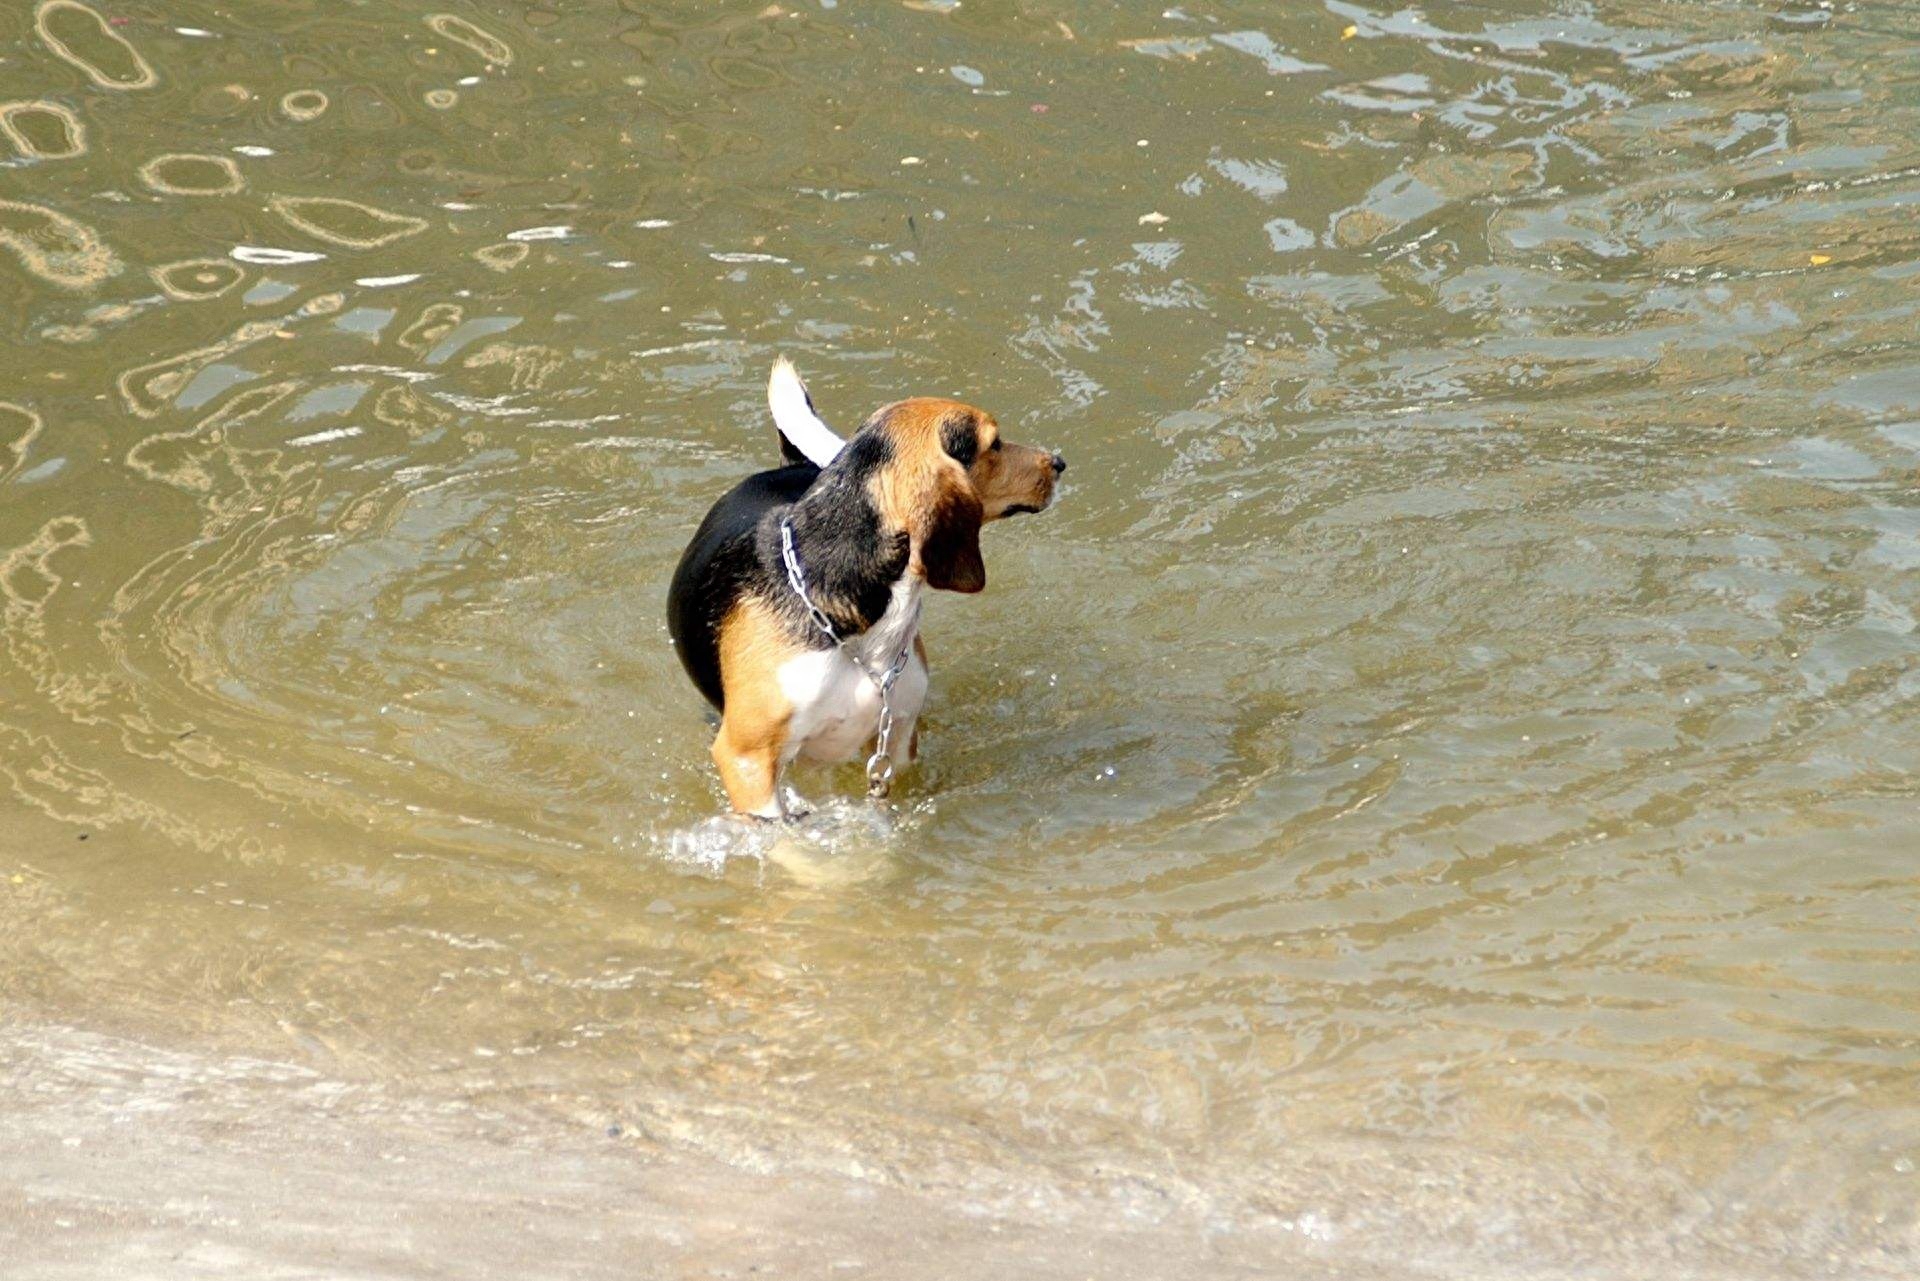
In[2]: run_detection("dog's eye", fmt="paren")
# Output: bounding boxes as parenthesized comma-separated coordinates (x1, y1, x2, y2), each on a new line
(989, 438, 1002, 452)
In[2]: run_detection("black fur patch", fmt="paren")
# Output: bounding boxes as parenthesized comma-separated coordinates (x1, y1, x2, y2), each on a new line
(779, 430, 908, 632)
(666, 427, 912, 711)
(939, 409, 979, 468)
(667, 462, 820, 709)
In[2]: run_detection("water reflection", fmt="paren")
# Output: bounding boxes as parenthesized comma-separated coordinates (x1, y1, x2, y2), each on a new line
(3, 0, 1920, 1271)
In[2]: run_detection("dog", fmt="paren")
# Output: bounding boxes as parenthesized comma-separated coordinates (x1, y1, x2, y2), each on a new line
(666, 359, 1065, 818)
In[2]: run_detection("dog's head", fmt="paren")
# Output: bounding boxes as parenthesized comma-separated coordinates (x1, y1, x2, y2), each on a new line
(851, 398, 1063, 594)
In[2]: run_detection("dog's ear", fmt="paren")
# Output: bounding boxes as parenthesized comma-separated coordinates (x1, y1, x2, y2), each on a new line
(921, 482, 985, 593)
(939, 409, 979, 468)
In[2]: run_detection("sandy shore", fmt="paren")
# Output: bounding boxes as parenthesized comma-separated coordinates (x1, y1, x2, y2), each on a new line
(7, 1022, 1909, 1280)
(1, 1023, 1399, 1281)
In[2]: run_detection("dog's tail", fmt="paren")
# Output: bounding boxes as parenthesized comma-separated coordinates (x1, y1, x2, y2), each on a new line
(768, 356, 845, 469)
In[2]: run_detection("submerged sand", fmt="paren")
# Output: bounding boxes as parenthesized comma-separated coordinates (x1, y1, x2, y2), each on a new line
(2, 1023, 1403, 1281)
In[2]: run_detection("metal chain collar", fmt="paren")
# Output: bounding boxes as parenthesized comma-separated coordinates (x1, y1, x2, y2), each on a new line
(780, 518, 919, 797)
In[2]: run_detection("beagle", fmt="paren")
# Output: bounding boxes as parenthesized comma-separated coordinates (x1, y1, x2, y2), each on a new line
(667, 360, 1065, 818)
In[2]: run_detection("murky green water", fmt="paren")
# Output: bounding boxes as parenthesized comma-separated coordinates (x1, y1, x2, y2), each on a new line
(5, 0, 1920, 1272)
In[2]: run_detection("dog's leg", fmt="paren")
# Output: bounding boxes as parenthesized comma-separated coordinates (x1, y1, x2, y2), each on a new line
(890, 717, 921, 770)
(890, 706, 922, 770)
(712, 717, 785, 819)
(888, 636, 931, 770)
(908, 636, 928, 763)
(712, 599, 797, 819)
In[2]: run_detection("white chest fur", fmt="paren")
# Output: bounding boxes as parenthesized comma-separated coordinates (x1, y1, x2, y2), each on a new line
(777, 574, 929, 766)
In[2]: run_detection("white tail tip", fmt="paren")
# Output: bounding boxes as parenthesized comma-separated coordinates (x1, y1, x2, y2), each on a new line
(767, 356, 845, 468)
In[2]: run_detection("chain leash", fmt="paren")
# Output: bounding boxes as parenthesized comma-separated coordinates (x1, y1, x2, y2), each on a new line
(781, 518, 841, 644)
(780, 518, 918, 797)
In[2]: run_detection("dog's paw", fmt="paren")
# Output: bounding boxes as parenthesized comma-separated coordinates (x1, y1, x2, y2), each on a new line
(780, 786, 813, 822)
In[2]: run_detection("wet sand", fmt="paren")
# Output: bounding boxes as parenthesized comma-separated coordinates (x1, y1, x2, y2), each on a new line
(2, 1022, 1389, 1281)
(10, 1019, 1901, 1281)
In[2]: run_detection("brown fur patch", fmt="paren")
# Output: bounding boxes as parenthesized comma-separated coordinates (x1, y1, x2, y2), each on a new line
(711, 595, 800, 814)
(969, 428, 1059, 521)
(859, 398, 1058, 579)
(920, 483, 985, 592)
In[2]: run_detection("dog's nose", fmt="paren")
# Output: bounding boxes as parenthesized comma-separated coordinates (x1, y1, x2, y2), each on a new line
(1050, 452, 1067, 475)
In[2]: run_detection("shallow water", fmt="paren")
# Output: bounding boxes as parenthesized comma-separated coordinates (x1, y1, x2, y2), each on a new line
(4, 0, 1920, 1272)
